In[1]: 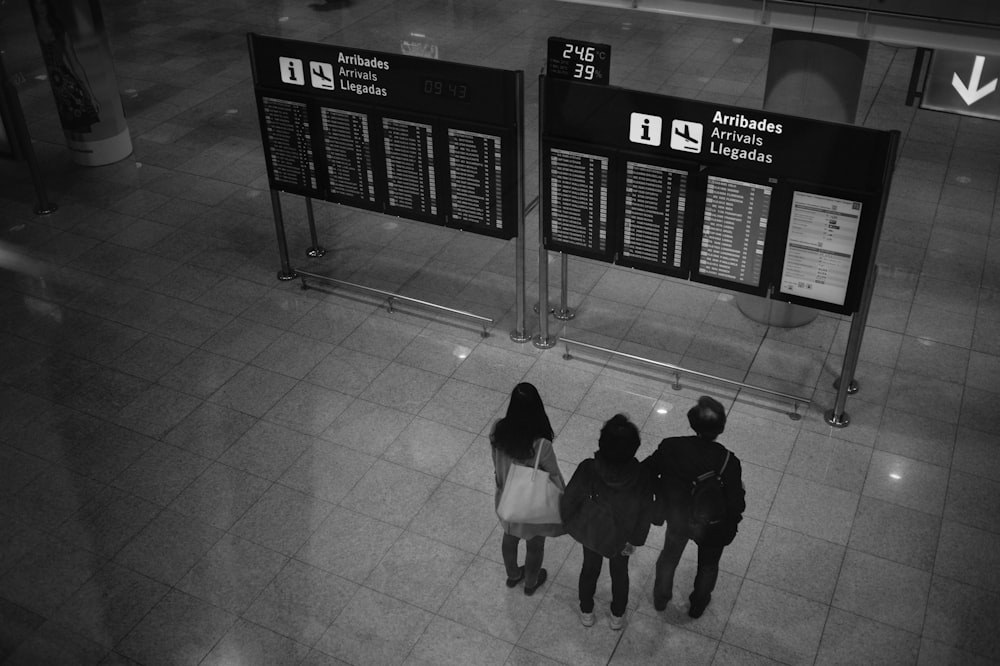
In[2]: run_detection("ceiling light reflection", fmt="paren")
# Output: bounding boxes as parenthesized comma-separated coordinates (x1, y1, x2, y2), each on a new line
(453, 345, 471, 360)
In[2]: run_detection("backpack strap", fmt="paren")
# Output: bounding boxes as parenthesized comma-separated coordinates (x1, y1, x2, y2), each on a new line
(692, 450, 731, 486)
(719, 450, 731, 476)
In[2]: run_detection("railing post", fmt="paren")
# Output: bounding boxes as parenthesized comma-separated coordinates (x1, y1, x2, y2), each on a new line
(826, 265, 878, 427)
(554, 252, 575, 320)
(0, 53, 56, 215)
(305, 197, 326, 257)
(270, 189, 296, 280)
(510, 72, 531, 343)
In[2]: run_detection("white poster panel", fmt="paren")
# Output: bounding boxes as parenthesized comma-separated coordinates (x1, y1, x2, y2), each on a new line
(780, 191, 862, 306)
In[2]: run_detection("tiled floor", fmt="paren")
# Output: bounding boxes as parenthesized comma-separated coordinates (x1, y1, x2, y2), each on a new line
(2, 1, 999, 664)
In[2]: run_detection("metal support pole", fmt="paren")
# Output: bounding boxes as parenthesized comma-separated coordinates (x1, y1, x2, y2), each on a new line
(826, 263, 878, 426)
(826, 129, 899, 427)
(533, 73, 555, 349)
(554, 252, 575, 320)
(511, 70, 531, 343)
(510, 215, 531, 342)
(534, 247, 556, 348)
(305, 197, 326, 257)
(0, 55, 56, 215)
(270, 189, 296, 280)
(832, 374, 859, 394)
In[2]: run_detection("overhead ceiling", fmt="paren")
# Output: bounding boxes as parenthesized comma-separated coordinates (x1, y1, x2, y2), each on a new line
(557, 0, 1000, 56)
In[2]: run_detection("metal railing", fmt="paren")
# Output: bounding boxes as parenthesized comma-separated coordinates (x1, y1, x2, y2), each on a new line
(297, 269, 494, 338)
(560, 336, 811, 420)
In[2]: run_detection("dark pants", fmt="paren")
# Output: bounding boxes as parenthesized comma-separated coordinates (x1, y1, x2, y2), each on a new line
(578, 546, 630, 617)
(502, 533, 545, 586)
(653, 527, 724, 610)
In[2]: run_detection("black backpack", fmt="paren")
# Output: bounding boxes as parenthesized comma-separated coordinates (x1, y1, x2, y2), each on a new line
(687, 451, 731, 545)
(561, 463, 625, 558)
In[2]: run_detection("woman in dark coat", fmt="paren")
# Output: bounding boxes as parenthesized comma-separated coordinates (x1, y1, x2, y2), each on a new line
(560, 413, 654, 629)
(490, 382, 566, 596)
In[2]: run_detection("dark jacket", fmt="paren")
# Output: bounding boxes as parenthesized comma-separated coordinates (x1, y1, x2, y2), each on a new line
(644, 435, 746, 541)
(560, 456, 655, 551)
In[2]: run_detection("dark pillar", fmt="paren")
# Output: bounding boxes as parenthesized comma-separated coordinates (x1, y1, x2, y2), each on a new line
(763, 29, 869, 123)
(737, 29, 870, 326)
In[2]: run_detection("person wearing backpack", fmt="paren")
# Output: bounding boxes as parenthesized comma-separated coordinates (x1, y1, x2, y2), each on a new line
(491, 383, 566, 596)
(560, 414, 655, 630)
(644, 396, 745, 619)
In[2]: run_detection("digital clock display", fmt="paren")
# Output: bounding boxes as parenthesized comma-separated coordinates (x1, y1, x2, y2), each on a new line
(547, 37, 611, 85)
(421, 77, 471, 102)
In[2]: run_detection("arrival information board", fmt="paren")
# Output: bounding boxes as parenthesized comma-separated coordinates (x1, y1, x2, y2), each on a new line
(697, 176, 771, 286)
(780, 191, 861, 307)
(261, 97, 318, 192)
(321, 107, 375, 204)
(448, 129, 504, 228)
(548, 148, 609, 257)
(248, 33, 522, 239)
(541, 76, 897, 314)
(383, 117, 437, 217)
(622, 162, 687, 269)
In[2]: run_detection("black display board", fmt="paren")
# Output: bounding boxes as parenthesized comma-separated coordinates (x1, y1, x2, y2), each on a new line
(248, 34, 522, 239)
(541, 76, 897, 314)
(546, 37, 611, 85)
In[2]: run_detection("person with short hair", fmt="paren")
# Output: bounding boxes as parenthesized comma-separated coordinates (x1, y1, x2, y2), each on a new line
(644, 396, 746, 618)
(560, 413, 655, 630)
(490, 382, 565, 596)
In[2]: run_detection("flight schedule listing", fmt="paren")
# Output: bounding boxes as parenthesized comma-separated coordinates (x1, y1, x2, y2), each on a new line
(699, 176, 771, 286)
(261, 97, 317, 192)
(780, 191, 862, 306)
(383, 118, 438, 217)
(548, 148, 609, 253)
(448, 128, 503, 231)
(321, 107, 375, 204)
(623, 162, 687, 269)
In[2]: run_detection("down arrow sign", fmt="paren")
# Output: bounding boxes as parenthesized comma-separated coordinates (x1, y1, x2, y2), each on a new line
(952, 55, 998, 105)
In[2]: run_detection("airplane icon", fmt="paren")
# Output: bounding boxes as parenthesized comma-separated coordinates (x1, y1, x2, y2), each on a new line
(670, 120, 702, 153)
(675, 124, 696, 143)
(310, 61, 336, 90)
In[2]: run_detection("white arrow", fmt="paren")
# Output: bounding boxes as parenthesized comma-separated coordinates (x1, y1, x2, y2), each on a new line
(952, 55, 997, 106)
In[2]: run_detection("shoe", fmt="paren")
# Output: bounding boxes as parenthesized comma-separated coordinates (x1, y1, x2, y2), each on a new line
(524, 568, 547, 596)
(609, 613, 625, 630)
(505, 566, 524, 588)
(653, 594, 670, 612)
(580, 611, 595, 627)
(688, 594, 710, 619)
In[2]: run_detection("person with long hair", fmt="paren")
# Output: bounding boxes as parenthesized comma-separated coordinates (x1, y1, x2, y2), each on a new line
(490, 382, 565, 595)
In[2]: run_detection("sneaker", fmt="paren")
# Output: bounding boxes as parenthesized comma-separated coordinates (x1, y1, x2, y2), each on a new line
(580, 611, 595, 627)
(609, 613, 625, 631)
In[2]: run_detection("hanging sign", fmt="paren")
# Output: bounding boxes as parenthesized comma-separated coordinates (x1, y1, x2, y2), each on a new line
(921, 50, 1000, 121)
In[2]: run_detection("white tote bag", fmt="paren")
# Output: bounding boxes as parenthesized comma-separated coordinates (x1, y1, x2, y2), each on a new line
(496, 439, 563, 524)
